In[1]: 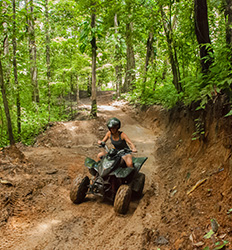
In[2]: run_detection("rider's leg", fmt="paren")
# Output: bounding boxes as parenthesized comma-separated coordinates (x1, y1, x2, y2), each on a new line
(97, 151, 106, 162)
(122, 154, 133, 168)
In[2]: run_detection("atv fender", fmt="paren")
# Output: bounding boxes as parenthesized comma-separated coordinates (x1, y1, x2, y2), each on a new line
(110, 157, 148, 178)
(110, 167, 134, 178)
(85, 157, 98, 175)
(132, 157, 148, 172)
(131, 172, 145, 194)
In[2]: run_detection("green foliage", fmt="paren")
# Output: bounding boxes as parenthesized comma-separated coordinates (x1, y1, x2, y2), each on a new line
(79, 20, 92, 53)
(225, 109, 232, 117)
(227, 208, 232, 214)
(192, 118, 205, 141)
(20, 103, 50, 145)
(7, 101, 70, 146)
(128, 74, 180, 108)
(203, 240, 229, 250)
(203, 229, 229, 250)
(214, 241, 229, 249)
(1, 0, 232, 146)
(204, 229, 215, 239)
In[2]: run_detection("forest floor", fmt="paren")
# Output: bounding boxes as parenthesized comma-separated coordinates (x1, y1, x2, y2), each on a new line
(0, 91, 232, 250)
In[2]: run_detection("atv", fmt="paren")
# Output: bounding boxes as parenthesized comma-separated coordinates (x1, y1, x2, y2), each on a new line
(70, 142, 147, 214)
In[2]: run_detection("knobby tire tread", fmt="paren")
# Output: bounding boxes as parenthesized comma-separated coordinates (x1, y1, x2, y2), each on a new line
(114, 185, 132, 214)
(70, 176, 89, 204)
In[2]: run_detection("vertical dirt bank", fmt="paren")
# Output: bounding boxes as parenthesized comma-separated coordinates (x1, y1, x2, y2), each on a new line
(134, 96, 232, 249)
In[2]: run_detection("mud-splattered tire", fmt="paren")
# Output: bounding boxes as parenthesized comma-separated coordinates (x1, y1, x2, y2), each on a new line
(135, 173, 145, 198)
(70, 176, 90, 204)
(114, 185, 132, 214)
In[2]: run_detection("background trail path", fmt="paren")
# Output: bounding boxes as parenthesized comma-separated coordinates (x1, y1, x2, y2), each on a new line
(98, 101, 160, 185)
(0, 94, 165, 250)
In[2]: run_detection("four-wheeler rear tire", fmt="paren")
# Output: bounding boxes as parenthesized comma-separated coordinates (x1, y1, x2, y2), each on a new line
(114, 185, 132, 214)
(70, 176, 90, 204)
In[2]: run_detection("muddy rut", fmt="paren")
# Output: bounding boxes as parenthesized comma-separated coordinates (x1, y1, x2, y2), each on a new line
(1, 98, 165, 250)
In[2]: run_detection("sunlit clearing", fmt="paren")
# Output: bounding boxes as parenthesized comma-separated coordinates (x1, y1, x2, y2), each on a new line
(98, 105, 119, 111)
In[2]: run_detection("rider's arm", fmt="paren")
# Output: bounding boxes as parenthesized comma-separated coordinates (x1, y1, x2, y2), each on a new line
(98, 131, 110, 145)
(121, 132, 137, 152)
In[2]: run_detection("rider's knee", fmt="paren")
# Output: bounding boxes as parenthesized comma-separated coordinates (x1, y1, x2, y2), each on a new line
(126, 159, 133, 168)
(97, 151, 105, 161)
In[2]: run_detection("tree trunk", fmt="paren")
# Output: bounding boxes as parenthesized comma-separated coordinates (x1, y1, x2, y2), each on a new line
(70, 74, 74, 93)
(141, 32, 156, 97)
(225, 0, 232, 47)
(45, 0, 51, 121)
(69, 74, 73, 117)
(3, 2, 11, 85)
(90, 12, 97, 118)
(0, 59, 15, 145)
(27, 0, 39, 103)
(114, 13, 122, 99)
(143, 32, 154, 84)
(13, 0, 21, 136)
(76, 75, 79, 106)
(167, 40, 181, 92)
(0, 106, 3, 144)
(161, 7, 182, 93)
(194, 0, 213, 73)
(124, 22, 135, 92)
(87, 76, 91, 96)
(141, 32, 155, 96)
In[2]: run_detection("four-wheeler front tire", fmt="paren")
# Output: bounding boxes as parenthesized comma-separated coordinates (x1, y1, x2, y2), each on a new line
(114, 185, 132, 214)
(70, 176, 90, 204)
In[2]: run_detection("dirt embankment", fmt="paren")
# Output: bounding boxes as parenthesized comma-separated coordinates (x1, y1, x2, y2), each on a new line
(134, 95, 232, 249)
(0, 92, 231, 250)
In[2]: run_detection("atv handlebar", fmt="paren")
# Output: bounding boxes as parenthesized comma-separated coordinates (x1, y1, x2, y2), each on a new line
(99, 142, 133, 156)
(117, 148, 132, 156)
(99, 141, 106, 147)
(99, 141, 109, 152)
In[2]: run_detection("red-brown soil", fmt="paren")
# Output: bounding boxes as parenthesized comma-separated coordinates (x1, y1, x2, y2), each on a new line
(0, 92, 231, 250)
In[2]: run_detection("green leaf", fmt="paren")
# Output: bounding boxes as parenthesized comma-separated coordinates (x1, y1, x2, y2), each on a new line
(225, 110, 232, 117)
(213, 240, 229, 249)
(204, 229, 214, 239)
(227, 208, 232, 214)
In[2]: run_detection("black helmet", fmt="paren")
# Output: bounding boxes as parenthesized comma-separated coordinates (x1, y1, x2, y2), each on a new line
(107, 117, 121, 129)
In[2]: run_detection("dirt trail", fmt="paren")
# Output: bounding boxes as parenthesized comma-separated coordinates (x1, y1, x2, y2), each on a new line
(0, 94, 165, 250)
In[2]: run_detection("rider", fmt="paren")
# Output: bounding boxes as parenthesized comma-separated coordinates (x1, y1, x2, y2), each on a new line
(97, 117, 137, 168)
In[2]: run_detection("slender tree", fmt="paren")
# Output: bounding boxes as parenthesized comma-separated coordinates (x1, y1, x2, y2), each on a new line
(12, 0, 21, 136)
(143, 32, 154, 84)
(161, 5, 182, 93)
(225, 0, 232, 60)
(76, 75, 80, 106)
(194, 0, 213, 73)
(124, 22, 135, 92)
(0, 58, 15, 145)
(114, 13, 122, 98)
(90, 11, 97, 118)
(225, 0, 232, 45)
(2, 2, 11, 84)
(45, 0, 51, 121)
(26, 0, 39, 103)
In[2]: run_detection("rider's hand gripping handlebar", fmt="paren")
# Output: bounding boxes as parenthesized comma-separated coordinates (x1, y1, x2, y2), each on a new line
(99, 141, 109, 152)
